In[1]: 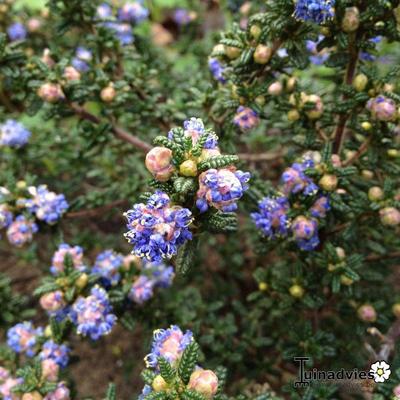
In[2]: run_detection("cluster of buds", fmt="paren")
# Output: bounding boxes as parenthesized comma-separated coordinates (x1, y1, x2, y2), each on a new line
(288, 92, 324, 121)
(139, 326, 219, 399)
(0, 183, 68, 247)
(145, 117, 250, 213)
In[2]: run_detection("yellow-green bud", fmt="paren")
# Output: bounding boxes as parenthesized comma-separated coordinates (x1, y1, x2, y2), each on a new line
(287, 109, 300, 121)
(387, 149, 399, 158)
(319, 174, 338, 191)
(392, 303, 400, 318)
(255, 95, 266, 106)
(305, 94, 323, 120)
(75, 273, 89, 289)
(342, 7, 360, 33)
(258, 282, 268, 291)
(361, 121, 372, 131)
(361, 169, 374, 179)
(152, 375, 168, 392)
(225, 46, 241, 60)
(289, 284, 304, 298)
(340, 275, 354, 286)
(44, 325, 52, 337)
(353, 74, 368, 92)
(368, 186, 384, 201)
(268, 81, 283, 96)
(22, 392, 43, 400)
(16, 180, 27, 189)
(253, 45, 272, 64)
(286, 77, 297, 92)
(179, 160, 197, 177)
(336, 247, 346, 260)
(250, 25, 262, 40)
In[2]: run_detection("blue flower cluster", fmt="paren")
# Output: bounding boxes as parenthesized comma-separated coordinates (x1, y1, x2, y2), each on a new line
(0, 120, 31, 148)
(7, 322, 43, 357)
(124, 191, 193, 262)
(96, 1, 149, 45)
(39, 340, 70, 368)
(128, 261, 175, 304)
(92, 250, 124, 286)
(144, 325, 193, 369)
(173, 9, 194, 26)
(251, 196, 290, 240)
(252, 158, 331, 251)
(72, 47, 92, 72)
(7, 22, 27, 41)
(294, 0, 335, 24)
(196, 168, 251, 213)
(208, 58, 226, 83)
(22, 185, 69, 225)
(70, 286, 117, 340)
(281, 159, 318, 196)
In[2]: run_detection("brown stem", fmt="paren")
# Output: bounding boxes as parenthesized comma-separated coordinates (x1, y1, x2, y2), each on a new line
(66, 199, 129, 218)
(70, 103, 152, 152)
(342, 136, 372, 166)
(238, 148, 286, 162)
(332, 40, 359, 155)
(365, 251, 400, 262)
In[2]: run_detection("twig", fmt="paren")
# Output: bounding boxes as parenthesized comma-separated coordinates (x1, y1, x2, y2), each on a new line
(377, 319, 400, 361)
(66, 199, 129, 219)
(343, 136, 372, 166)
(70, 103, 152, 152)
(365, 251, 400, 262)
(332, 39, 360, 154)
(238, 149, 286, 162)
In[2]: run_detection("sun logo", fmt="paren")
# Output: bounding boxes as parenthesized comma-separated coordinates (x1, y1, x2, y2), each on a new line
(369, 361, 391, 383)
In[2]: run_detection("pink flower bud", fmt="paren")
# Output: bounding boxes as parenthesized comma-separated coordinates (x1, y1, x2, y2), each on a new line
(145, 147, 175, 182)
(292, 216, 316, 240)
(367, 96, 397, 121)
(22, 391, 43, 400)
(188, 369, 219, 399)
(379, 207, 400, 226)
(27, 18, 41, 32)
(41, 359, 59, 382)
(63, 66, 81, 81)
(268, 81, 283, 96)
(358, 304, 377, 322)
(305, 95, 324, 120)
(393, 384, 400, 397)
(40, 291, 65, 312)
(37, 83, 64, 103)
(41, 49, 55, 68)
(253, 45, 272, 64)
(342, 7, 360, 33)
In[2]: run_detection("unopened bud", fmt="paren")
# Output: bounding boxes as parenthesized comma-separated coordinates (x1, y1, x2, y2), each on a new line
(305, 95, 323, 120)
(37, 83, 64, 103)
(152, 375, 168, 392)
(392, 303, 400, 318)
(336, 247, 346, 260)
(179, 160, 198, 177)
(289, 284, 304, 298)
(357, 304, 377, 322)
(368, 186, 384, 201)
(342, 7, 360, 33)
(250, 25, 262, 40)
(100, 85, 116, 102)
(287, 109, 300, 121)
(75, 273, 89, 289)
(145, 147, 175, 182)
(353, 74, 368, 92)
(286, 77, 297, 92)
(253, 45, 272, 64)
(340, 275, 353, 286)
(268, 81, 283, 96)
(319, 174, 338, 191)
(258, 282, 268, 291)
(361, 121, 372, 131)
(22, 392, 43, 400)
(225, 46, 241, 60)
(379, 207, 400, 226)
(188, 369, 218, 399)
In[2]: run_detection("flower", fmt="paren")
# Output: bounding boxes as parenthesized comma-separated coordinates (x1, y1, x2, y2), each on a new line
(0, 377, 23, 400)
(188, 369, 219, 399)
(41, 359, 59, 382)
(367, 95, 397, 121)
(173, 9, 194, 26)
(144, 325, 193, 368)
(306, 35, 330, 65)
(124, 191, 193, 262)
(0, 120, 31, 148)
(251, 196, 290, 239)
(0, 367, 10, 382)
(281, 159, 318, 196)
(292, 216, 320, 251)
(7, 321, 43, 357)
(43, 382, 70, 400)
(293, 0, 335, 24)
(39, 340, 70, 368)
(310, 196, 330, 218)
(7, 22, 27, 41)
(92, 250, 124, 286)
(118, 1, 149, 23)
(51, 243, 85, 275)
(145, 147, 175, 182)
(196, 168, 250, 213)
(233, 106, 259, 130)
(40, 291, 65, 313)
(97, 3, 113, 19)
(208, 58, 226, 83)
(23, 185, 68, 224)
(0, 205, 13, 230)
(144, 261, 175, 288)
(129, 275, 155, 304)
(369, 361, 391, 383)
(72, 47, 92, 72)
(104, 22, 134, 45)
(6, 215, 38, 247)
(138, 385, 152, 400)
(70, 286, 116, 340)
(168, 118, 219, 150)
